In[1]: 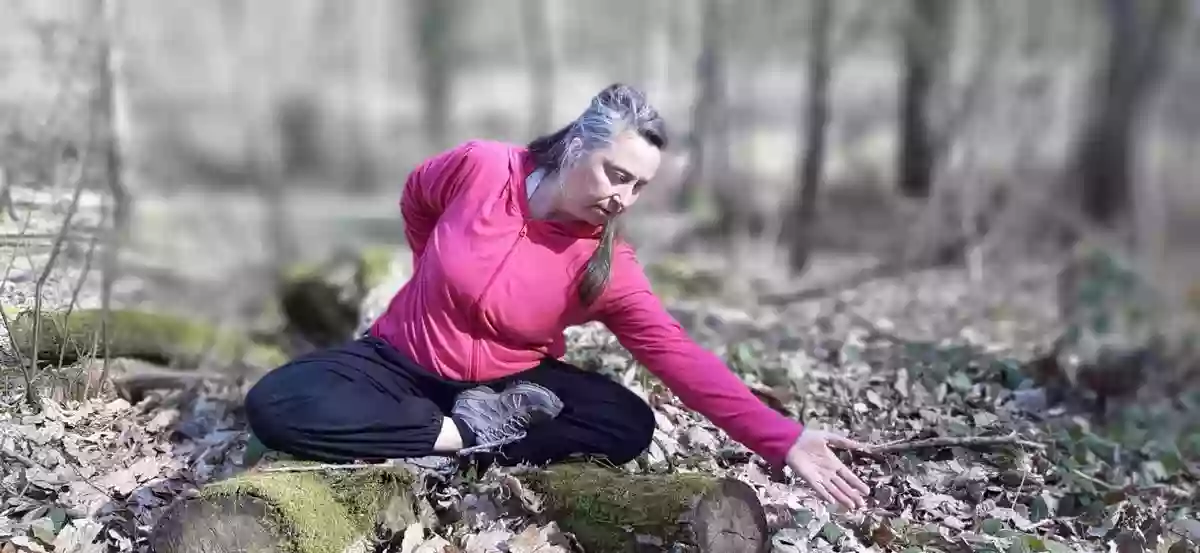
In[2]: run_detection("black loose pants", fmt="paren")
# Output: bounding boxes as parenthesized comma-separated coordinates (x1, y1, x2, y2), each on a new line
(244, 336, 656, 467)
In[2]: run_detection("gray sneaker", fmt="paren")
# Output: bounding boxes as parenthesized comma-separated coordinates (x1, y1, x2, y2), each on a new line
(452, 381, 564, 456)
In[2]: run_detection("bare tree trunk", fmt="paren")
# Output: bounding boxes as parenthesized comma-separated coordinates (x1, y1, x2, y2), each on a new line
(522, 0, 556, 136)
(348, 0, 383, 193)
(785, 0, 835, 274)
(412, 0, 456, 152)
(90, 0, 132, 393)
(677, 0, 729, 214)
(1067, 0, 1182, 233)
(642, 0, 673, 103)
(897, 0, 955, 199)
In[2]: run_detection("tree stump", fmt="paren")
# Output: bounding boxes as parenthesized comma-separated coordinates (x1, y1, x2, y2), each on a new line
(149, 462, 422, 553)
(277, 245, 400, 348)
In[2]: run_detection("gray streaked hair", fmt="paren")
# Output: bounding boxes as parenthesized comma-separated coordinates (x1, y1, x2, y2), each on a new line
(527, 83, 668, 306)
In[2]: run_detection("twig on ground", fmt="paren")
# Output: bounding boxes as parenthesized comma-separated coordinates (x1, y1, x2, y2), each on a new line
(863, 434, 1046, 456)
(258, 461, 406, 474)
(829, 298, 914, 344)
(757, 259, 926, 306)
(1070, 467, 1121, 491)
(0, 446, 38, 469)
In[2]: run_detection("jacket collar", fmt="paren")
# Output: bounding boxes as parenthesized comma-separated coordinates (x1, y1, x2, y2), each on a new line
(512, 147, 605, 239)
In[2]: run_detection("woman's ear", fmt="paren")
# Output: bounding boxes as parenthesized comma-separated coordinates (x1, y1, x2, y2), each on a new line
(564, 136, 584, 163)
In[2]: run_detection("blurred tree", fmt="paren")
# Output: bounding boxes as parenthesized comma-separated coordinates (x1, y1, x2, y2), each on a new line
(677, 0, 730, 216)
(1067, 0, 1184, 232)
(784, 0, 834, 274)
(411, 0, 458, 152)
(522, 0, 557, 137)
(896, 0, 956, 199)
(86, 0, 131, 394)
(347, 0, 385, 193)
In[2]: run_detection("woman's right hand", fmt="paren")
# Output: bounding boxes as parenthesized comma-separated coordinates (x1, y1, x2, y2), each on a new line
(784, 429, 871, 510)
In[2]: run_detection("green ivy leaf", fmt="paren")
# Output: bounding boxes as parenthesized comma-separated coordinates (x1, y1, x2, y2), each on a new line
(820, 522, 844, 543)
(981, 518, 1006, 535)
(1030, 493, 1055, 522)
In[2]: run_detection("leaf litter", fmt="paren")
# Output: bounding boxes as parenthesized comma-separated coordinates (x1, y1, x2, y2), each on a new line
(2, 250, 1199, 552)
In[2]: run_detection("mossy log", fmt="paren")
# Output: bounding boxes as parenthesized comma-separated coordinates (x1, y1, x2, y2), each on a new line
(9, 308, 288, 370)
(522, 464, 768, 553)
(149, 461, 768, 553)
(150, 462, 423, 553)
(278, 245, 400, 347)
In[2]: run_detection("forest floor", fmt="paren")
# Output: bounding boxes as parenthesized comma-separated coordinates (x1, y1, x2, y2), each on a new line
(1, 182, 1199, 553)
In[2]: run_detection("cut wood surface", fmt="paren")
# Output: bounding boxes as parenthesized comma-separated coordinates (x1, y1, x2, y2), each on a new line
(149, 461, 422, 553)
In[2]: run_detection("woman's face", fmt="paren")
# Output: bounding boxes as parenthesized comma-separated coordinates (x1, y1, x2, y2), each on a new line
(557, 130, 662, 226)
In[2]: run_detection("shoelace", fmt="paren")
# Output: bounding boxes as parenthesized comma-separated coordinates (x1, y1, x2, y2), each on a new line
(457, 411, 534, 456)
(476, 411, 532, 445)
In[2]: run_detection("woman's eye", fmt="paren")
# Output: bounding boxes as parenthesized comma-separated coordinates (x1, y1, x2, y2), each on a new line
(605, 167, 629, 184)
(603, 164, 642, 187)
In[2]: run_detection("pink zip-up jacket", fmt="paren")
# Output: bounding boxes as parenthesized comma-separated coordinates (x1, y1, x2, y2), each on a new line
(369, 140, 804, 467)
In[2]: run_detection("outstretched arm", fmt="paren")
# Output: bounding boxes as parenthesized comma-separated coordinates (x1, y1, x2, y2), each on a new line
(593, 245, 804, 468)
(595, 245, 871, 509)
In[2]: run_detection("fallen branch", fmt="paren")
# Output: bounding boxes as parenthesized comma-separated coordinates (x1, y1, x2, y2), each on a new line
(865, 434, 1046, 455)
(108, 362, 231, 402)
(257, 461, 411, 474)
(757, 251, 958, 307)
(1070, 467, 1121, 491)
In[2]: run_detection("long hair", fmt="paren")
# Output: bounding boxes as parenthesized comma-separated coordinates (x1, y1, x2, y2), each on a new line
(527, 83, 668, 306)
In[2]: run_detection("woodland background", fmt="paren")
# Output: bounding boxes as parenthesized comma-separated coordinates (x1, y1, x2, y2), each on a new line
(2, 1, 1200, 552)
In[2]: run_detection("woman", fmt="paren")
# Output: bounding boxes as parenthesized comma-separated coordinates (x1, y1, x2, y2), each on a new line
(244, 83, 871, 510)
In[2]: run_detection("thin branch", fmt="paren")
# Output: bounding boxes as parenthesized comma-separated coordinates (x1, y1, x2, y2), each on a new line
(1070, 467, 1121, 491)
(758, 257, 944, 306)
(57, 224, 101, 371)
(26, 155, 89, 408)
(863, 434, 1046, 456)
(0, 446, 37, 469)
(259, 461, 415, 474)
(0, 184, 43, 369)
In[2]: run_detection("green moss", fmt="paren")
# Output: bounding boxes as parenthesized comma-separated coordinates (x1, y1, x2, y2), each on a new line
(10, 308, 288, 369)
(523, 464, 719, 552)
(201, 463, 414, 553)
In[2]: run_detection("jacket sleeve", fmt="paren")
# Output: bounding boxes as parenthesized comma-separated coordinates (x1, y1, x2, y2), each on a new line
(401, 140, 500, 262)
(593, 244, 805, 469)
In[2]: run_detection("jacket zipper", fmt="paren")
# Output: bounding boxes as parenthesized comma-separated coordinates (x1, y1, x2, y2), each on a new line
(468, 223, 528, 381)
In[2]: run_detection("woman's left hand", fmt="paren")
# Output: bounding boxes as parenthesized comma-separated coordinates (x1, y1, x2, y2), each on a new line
(785, 429, 871, 510)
